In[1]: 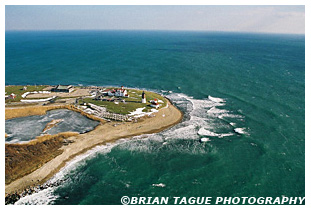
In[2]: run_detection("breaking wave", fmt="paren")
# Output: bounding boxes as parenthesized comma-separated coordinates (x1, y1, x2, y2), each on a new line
(208, 95, 226, 103)
(14, 141, 125, 205)
(162, 93, 248, 140)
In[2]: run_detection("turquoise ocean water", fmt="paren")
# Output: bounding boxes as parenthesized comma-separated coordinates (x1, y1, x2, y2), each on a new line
(5, 31, 305, 204)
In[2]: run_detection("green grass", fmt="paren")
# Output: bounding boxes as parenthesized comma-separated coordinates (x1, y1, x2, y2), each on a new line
(5, 85, 48, 103)
(5, 86, 168, 115)
(81, 88, 168, 115)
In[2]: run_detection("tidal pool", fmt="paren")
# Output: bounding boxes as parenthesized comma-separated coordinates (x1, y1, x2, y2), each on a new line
(5, 109, 99, 143)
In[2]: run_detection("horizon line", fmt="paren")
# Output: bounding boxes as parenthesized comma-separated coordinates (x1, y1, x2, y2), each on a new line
(5, 29, 305, 36)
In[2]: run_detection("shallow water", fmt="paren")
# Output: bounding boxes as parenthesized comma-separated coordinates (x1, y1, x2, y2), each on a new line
(5, 109, 99, 143)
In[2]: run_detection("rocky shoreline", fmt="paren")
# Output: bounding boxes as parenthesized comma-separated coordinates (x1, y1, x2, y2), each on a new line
(5, 177, 67, 205)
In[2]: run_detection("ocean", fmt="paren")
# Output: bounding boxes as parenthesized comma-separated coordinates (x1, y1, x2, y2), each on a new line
(5, 30, 305, 204)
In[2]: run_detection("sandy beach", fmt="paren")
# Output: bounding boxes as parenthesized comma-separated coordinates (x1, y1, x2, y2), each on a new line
(5, 100, 183, 195)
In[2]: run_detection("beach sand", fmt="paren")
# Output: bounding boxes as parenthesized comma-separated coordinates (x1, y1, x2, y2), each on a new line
(5, 100, 183, 195)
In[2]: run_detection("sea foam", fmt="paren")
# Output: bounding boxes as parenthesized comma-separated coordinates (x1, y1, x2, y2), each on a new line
(208, 95, 226, 103)
(15, 141, 123, 205)
(163, 93, 244, 140)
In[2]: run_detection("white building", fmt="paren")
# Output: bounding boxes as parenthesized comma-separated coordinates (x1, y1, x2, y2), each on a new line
(106, 86, 129, 97)
(150, 98, 160, 108)
(7, 93, 16, 99)
(115, 89, 128, 97)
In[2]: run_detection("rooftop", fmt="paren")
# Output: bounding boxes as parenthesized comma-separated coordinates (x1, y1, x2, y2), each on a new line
(56, 85, 72, 90)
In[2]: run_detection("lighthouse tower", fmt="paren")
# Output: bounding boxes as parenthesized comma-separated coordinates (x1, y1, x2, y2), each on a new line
(141, 91, 146, 103)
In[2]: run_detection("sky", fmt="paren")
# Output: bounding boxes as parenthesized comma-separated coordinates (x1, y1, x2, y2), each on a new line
(5, 5, 305, 34)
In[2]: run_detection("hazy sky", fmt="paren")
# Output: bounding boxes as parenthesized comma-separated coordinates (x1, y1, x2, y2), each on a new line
(5, 5, 305, 34)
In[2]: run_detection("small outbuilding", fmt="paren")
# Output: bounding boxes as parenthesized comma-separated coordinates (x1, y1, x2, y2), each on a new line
(52, 85, 74, 93)
(8, 93, 16, 99)
(150, 98, 160, 108)
(6, 93, 16, 100)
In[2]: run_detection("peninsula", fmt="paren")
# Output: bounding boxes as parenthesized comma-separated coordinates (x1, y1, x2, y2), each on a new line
(5, 85, 183, 200)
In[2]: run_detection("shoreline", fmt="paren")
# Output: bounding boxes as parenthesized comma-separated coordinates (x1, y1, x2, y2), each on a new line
(5, 100, 183, 196)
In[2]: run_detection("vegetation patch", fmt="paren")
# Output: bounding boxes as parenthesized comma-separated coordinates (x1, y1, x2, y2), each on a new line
(5, 85, 48, 103)
(5, 132, 78, 184)
(5, 105, 67, 120)
(81, 88, 167, 115)
(5, 104, 105, 123)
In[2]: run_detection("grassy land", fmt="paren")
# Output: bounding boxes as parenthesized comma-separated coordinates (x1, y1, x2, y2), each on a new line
(5, 105, 67, 120)
(5, 85, 48, 103)
(5, 86, 168, 115)
(81, 88, 168, 115)
(5, 132, 78, 184)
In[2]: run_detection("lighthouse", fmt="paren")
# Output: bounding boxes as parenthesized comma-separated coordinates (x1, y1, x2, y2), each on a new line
(141, 91, 146, 103)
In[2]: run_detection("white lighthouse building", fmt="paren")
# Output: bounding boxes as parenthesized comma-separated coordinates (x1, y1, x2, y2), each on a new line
(142, 91, 146, 103)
